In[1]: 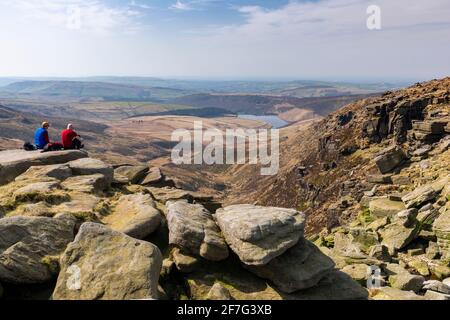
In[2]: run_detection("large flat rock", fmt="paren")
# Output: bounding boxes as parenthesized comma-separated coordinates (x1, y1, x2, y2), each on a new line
(369, 198, 406, 217)
(67, 158, 113, 185)
(114, 165, 149, 184)
(215, 204, 305, 266)
(103, 193, 161, 240)
(52, 223, 162, 300)
(61, 174, 109, 194)
(0, 149, 88, 185)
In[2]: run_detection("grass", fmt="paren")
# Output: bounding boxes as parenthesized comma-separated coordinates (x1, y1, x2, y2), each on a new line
(358, 208, 376, 226)
(41, 255, 60, 274)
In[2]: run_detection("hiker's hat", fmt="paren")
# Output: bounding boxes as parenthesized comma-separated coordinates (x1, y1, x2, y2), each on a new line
(42, 121, 50, 128)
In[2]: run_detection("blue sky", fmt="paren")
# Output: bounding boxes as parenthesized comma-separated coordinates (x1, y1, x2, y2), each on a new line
(0, 0, 449, 81)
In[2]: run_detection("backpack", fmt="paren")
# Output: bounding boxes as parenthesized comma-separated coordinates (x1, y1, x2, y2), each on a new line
(23, 142, 36, 151)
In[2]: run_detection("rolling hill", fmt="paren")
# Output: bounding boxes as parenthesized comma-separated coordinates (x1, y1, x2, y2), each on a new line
(0, 81, 194, 102)
(169, 93, 376, 116)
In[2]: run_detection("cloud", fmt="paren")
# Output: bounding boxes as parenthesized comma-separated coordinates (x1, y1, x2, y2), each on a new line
(175, 0, 450, 79)
(170, 1, 193, 11)
(0, 0, 142, 34)
(129, 1, 152, 10)
(169, 0, 219, 12)
(228, 0, 450, 37)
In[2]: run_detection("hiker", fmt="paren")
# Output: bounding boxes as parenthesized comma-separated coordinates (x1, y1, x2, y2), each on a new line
(33, 122, 64, 152)
(61, 123, 84, 150)
(34, 122, 51, 149)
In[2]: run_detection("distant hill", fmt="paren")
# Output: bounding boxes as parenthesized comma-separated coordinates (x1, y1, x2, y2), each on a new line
(130, 107, 236, 118)
(77, 77, 402, 96)
(0, 77, 402, 96)
(0, 78, 391, 122)
(0, 81, 194, 102)
(0, 99, 199, 121)
(169, 93, 375, 116)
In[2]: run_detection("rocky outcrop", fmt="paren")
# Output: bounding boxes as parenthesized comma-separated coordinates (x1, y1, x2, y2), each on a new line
(0, 215, 76, 284)
(244, 239, 335, 293)
(52, 223, 162, 300)
(215, 205, 305, 266)
(166, 201, 228, 261)
(1, 79, 449, 301)
(103, 193, 161, 240)
(0, 152, 369, 301)
(0, 149, 87, 185)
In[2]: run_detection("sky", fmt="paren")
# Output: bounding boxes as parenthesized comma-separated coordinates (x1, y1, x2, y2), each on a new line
(0, 0, 449, 81)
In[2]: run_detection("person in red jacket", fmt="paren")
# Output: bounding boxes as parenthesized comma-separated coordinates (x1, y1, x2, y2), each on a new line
(61, 124, 84, 150)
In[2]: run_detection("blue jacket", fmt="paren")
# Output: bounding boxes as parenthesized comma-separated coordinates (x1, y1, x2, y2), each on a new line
(34, 128, 49, 149)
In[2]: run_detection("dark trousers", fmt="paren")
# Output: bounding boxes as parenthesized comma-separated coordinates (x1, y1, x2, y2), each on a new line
(71, 138, 83, 150)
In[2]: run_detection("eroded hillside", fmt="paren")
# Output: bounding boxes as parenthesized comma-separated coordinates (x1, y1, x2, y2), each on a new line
(224, 78, 450, 234)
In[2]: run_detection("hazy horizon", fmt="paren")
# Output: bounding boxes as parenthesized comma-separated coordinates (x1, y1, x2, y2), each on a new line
(0, 75, 423, 85)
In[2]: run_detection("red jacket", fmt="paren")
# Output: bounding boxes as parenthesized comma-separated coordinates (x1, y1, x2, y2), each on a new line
(61, 129, 78, 149)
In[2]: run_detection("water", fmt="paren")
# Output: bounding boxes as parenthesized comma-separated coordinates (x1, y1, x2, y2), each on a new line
(238, 114, 289, 129)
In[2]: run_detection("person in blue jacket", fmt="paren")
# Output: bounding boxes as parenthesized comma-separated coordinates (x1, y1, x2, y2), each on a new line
(34, 122, 50, 149)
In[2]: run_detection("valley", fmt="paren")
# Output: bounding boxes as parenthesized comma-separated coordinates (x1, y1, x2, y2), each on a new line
(2, 77, 449, 301)
(0, 78, 384, 168)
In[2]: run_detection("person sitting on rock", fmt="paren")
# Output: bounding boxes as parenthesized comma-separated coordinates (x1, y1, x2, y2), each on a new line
(61, 123, 84, 150)
(34, 121, 65, 152)
(34, 121, 51, 149)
